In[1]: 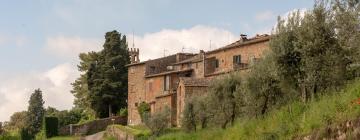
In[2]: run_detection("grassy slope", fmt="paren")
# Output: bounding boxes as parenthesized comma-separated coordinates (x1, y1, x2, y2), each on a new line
(158, 79, 360, 140)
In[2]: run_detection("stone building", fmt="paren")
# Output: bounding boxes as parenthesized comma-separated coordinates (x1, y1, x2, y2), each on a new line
(127, 34, 271, 126)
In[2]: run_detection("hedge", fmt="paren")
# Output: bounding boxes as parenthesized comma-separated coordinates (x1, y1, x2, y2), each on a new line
(43, 117, 59, 138)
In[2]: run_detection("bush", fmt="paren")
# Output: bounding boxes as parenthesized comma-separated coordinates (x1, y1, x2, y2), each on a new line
(117, 108, 128, 117)
(43, 117, 58, 138)
(207, 73, 243, 129)
(182, 99, 196, 132)
(143, 107, 170, 136)
(137, 102, 150, 122)
(20, 128, 32, 140)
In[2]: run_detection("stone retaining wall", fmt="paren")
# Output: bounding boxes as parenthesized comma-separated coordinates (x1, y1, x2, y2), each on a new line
(59, 116, 127, 136)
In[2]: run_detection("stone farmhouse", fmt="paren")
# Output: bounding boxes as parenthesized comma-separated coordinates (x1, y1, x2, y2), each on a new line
(127, 34, 271, 126)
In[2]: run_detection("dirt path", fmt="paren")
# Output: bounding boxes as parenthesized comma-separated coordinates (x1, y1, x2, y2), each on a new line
(83, 131, 105, 140)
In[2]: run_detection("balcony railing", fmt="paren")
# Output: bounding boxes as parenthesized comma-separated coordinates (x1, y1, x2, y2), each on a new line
(233, 63, 249, 70)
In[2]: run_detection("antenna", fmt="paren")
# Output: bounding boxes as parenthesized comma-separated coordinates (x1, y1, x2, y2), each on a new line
(132, 30, 135, 48)
(163, 48, 168, 57)
(182, 46, 185, 52)
(209, 40, 212, 51)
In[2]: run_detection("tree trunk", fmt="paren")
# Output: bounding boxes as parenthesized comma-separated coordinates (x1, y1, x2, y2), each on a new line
(300, 83, 307, 103)
(201, 118, 207, 129)
(108, 104, 112, 117)
(230, 102, 236, 126)
(222, 119, 228, 129)
(261, 96, 269, 115)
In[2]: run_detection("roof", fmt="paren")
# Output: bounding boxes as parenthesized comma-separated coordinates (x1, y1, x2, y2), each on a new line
(206, 35, 271, 54)
(173, 54, 203, 65)
(145, 69, 193, 78)
(126, 52, 195, 67)
(180, 77, 210, 87)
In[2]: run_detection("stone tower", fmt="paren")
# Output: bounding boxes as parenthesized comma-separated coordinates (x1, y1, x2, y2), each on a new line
(129, 48, 140, 63)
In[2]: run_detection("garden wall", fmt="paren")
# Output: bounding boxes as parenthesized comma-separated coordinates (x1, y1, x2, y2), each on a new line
(58, 116, 127, 136)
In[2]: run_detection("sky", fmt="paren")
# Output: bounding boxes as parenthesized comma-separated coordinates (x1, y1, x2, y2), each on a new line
(0, 0, 314, 122)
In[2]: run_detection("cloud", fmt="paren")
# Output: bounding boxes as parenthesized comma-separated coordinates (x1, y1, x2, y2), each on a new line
(0, 34, 29, 47)
(0, 63, 78, 122)
(127, 25, 238, 61)
(255, 11, 275, 21)
(45, 36, 103, 59)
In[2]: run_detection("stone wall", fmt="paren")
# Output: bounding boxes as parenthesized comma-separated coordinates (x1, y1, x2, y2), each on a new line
(205, 39, 269, 76)
(58, 116, 126, 136)
(128, 64, 146, 125)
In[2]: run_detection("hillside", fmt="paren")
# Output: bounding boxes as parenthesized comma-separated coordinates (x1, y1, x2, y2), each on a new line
(157, 79, 360, 140)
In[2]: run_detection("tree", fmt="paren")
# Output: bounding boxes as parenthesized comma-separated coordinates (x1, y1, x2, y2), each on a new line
(271, 2, 348, 102)
(45, 107, 82, 127)
(246, 54, 284, 115)
(87, 30, 130, 118)
(6, 111, 27, 131)
(333, 0, 360, 78)
(182, 99, 197, 132)
(71, 52, 99, 111)
(207, 73, 242, 129)
(25, 89, 45, 138)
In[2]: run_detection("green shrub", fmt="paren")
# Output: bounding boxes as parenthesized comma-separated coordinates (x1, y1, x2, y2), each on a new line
(117, 108, 128, 117)
(20, 128, 32, 140)
(43, 117, 58, 138)
(182, 99, 196, 132)
(137, 102, 150, 121)
(144, 107, 170, 136)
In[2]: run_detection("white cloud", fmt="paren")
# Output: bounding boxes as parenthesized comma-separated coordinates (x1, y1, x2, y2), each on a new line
(0, 63, 78, 122)
(255, 11, 275, 21)
(127, 25, 238, 61)
(0, 34, 29, 47)
(45, 36, 102, 59)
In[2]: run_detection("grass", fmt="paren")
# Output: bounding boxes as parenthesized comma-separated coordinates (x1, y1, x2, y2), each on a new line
(105, 124, 151, 139)
(157, 79, 360, 140)
(47, 136, 80, 140)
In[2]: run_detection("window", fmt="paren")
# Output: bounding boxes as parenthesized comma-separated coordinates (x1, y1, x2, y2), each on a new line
(233, 55, 241, 64)
(215, 59, 219, 68)
(187, 63, 192, 68)
(150, 66, 156, 73)
(164, 75, 170, 91)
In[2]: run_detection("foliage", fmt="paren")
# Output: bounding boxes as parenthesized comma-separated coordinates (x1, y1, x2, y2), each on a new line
(271, 2, 350, 102)
(71, 52, 99, 116)
(87, 30, 130, 118)
(158, 79, 360, 140)
(5, 111, 27, 131)
(25, 89, 45, 138)
(20, 128, 32, 140)
(181, 99, 197, 132)
(207, 73, 242, 129)
(0, 131, 20, 140)
(117, 108, 128, 117)
(246, 53, 284, 115)
(43, 117, 58, 138)
(137, 102, 151, 121)
(143, 107, 170, 136)
(46, 107, 82, 127)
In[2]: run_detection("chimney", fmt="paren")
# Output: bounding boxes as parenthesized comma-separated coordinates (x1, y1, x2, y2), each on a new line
(240, 34, 248, 42)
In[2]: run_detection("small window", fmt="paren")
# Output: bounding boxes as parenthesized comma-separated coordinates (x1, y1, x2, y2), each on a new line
(215, 59, 219, 68)
(164, 75, 170, 91)
(187, 63, 192, 68)
(233, 55, 241, 64)
(135, 102, 138, 107)
(150, 66, 156, 73)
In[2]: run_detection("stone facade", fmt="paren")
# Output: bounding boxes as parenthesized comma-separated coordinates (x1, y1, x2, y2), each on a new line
(127, 34, 270, 126)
